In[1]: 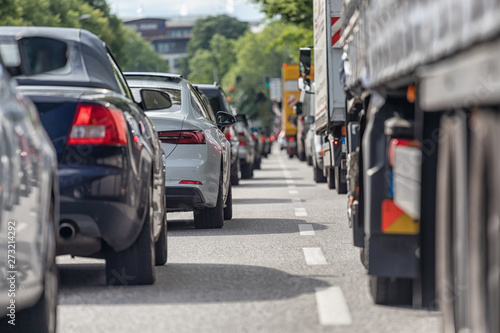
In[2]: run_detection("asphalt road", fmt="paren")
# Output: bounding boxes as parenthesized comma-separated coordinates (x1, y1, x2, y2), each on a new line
(56, 146, 442, 333)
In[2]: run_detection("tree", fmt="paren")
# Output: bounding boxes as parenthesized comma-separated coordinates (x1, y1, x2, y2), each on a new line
(121, 28, 170, 72)
(252, 0, 313, 28)
(187, 15, 248, 55)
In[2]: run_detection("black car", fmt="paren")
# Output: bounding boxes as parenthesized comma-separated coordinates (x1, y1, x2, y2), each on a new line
(0, 27, 167, 286)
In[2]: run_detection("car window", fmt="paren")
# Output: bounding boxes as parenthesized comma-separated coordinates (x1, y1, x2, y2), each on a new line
(189, 88, 210, 120)
(106, 53, 134, 100)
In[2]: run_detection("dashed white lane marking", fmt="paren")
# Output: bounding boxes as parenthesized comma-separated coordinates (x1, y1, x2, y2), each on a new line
(286, 179, 294, 184)
(299, 224, 315, 236)
(315, 287, 353, 326)
(303, 247, 328, 265)
(289, 190, 299, 195)
(291, 198, 302, 203)
(295, 208, 308, 217)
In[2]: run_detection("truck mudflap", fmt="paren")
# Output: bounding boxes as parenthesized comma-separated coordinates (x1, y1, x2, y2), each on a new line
(363, 96, 420, 278)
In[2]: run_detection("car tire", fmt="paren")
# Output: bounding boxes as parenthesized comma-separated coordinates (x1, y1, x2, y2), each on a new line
(369, 276, 412, 305)
(254, 156, 261, 170)
(106, 188, 155, 286)
(299, 150, 306, 162)
(241, 162, 252, 179)
(326, 167, 335, 189)
(288, 153, 294, 159)
(307, 155, 312, 166)
(335, 166, 347, 194)
(224, 183, 233, 221)
(230, 160, 240, 186)
(154, 213, 168, 266)
(8, 199, 58, 333)
(194, 173, 224, 229)
(313, 164, 326, 183)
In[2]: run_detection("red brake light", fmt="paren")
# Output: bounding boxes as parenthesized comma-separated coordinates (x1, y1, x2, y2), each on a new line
(179, 180, 203, 185)
(238, 132, 247, 146)
(288, 137, 295, 142)
(158, 131, 206, 144)
(334, 140, 339, 146)
(67, 104, 128, 145)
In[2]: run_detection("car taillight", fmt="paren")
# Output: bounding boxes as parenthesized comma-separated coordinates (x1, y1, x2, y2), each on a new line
(158, 131, 206, 144)
(67, 104, 128, 145)
(238, 132, 247, 146)
(251, 133, 257, 141)
(224, 128, 234, 141)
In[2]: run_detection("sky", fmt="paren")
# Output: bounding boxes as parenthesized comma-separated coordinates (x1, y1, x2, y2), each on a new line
(109, 0, 266, 22)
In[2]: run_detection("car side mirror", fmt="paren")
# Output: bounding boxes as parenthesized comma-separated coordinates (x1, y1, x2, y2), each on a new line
(0, 37, 69, 77)
(140, 89, 172, 111)
(216, 111, 236, 127)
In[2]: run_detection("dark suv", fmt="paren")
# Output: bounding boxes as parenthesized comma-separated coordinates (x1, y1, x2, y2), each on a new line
(194, 84, 252, 182)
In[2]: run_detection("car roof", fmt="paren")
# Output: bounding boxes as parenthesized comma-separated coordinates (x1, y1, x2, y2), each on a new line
(124, 72, 184, 84)
(0, 26, 121, 92)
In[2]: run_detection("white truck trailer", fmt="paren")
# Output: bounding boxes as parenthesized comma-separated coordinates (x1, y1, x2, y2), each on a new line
(330, 0, 500, 332)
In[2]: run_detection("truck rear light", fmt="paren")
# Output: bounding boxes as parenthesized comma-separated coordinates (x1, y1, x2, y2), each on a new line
(179, 180, 203, 185)
(334, 140, 339, 146)
(388, 139, 419, 167)
(381, 199, 419, 234)
(288, 137, 295, 142)
(158, 131, 206, 144)
(67, 104, 128, 145)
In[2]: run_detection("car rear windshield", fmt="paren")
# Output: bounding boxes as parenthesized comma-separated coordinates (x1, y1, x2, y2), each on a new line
(131, 87, 182, 112)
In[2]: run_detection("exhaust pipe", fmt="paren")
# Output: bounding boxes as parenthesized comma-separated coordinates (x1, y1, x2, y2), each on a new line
(59, 222, 76, 240)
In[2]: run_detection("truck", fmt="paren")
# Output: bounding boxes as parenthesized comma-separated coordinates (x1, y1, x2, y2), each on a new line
(309, 0, 500, 332)
(307, 0, 347, 194)
(281, 63, 301, 158)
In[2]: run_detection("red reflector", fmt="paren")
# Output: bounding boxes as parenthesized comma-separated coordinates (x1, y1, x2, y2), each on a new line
(158, 131, 206, 144)
(334, 140, 339, 146)
(179, 180, 203, 185)
(288, 137, 295, 142)
(67, 104, 128, 145)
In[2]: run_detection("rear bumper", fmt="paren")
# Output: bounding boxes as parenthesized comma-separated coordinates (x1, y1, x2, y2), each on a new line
(165, 187, 204, 211)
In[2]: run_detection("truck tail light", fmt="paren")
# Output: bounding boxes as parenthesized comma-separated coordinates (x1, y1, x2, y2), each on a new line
(238, 132, 247, 146)
(67, 104, 128, 145)
(158, 131, 206, 144)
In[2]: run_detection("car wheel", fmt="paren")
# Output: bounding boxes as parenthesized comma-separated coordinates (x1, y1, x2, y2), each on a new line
(106, 187, 155, 286)
(194, 172, 224, 229)
(10, 199, 58, 333)
(254, 156, 261, 170)
(307, 155, 312, 166)
(241, 162, 252, 179)
(326, 167, 335, 189)
(154, 213, 168, 266)
(299, 150, 306, 162)
(230, 160, 239, 186)
(224, 182, 233, 221)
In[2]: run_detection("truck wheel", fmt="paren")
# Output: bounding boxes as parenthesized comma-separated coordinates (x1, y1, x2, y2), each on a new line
(335, 166, 347, 194)
(313, 163, 326, 183)
(299, 150, 306, 161)
(436, 112, 469, 331)
(307, 155, 312, 166)
(288, 153, 294, 159)
(468, 109, 499, 333)
(106, 188, 155, 286)
(326, 167, 335, 189)
(223, 182, 233, 221)
(194, 172, 224, 229)
(154, 213, 168, 266)
(369, 276, 412, 305)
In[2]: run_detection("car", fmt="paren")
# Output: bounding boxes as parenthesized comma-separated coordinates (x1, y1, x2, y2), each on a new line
(0, 27, 167, 286)
(125, 73, 236, 229)
(194, 83, 256, 180)
(0, 50, 60, 332)
(304, 116, 316, 166)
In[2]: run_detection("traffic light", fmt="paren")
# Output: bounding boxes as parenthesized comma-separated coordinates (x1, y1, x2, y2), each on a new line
(264, 75, 270, 87)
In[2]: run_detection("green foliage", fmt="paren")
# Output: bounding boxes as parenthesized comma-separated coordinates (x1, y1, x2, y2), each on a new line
(252, 0, 313, 28)
(0, 0, 167, 72)
(121, 28, 169, 72)
(187, 15, 248, 55)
